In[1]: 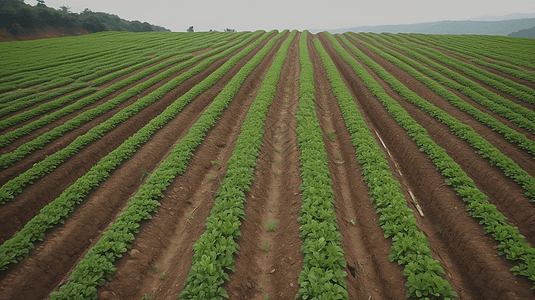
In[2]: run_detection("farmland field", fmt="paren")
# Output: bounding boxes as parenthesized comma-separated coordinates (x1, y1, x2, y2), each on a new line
(0, 30, 534, 300)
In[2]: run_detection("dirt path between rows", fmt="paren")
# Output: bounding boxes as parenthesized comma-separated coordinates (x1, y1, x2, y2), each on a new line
(354, 33, 535, 140)
(319, 32, 535, 300)
(310, 33, 408, 299)
(342, 34, 535, 246)
(0, 47, 246, 243)
(224, 32, 303, 300)
(0, 34, 270, 300)
(92, 32, 289, 300)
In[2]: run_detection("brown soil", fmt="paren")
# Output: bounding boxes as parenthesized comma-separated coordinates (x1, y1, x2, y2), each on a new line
(0, 26, 90, 42)
(224, 31, 303, 300)
(340, 34, 535, 246)
(0, 54, 212, 243)
(319, 32, 535, 299)
(1, 31, 535, 300)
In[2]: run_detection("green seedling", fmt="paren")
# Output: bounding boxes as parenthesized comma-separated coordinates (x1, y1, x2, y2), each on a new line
(261, 240, 270, 251)
(265, 220, 278, 232)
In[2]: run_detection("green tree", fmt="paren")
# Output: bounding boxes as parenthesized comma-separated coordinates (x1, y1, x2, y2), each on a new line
(187, 25, 194, 33)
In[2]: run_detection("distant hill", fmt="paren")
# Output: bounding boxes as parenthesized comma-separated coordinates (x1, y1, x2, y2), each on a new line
(0, 0, 170, 39)
(313, 18, 535, 37)
(508, 26, 535, 38)
(469, 13, 535, 21)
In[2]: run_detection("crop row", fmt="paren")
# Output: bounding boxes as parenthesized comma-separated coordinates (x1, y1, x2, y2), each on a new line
(321, 33, 458, 299)
(400, 34, 535, 75)
(349, 33, 535, 157)
(0, 31, 232, 113)
(292, 31, 349, 299)
(405, 41, 535, 104)
(0, 31, 215, 79)
(0, 82, 92, 118)
(325, 32, 535, 289)
(337, 34, 535, 202)
(428, 34, 535, 69)
(0, 29, 271, 278)
(356, 33, 535, 131)
(394, 34, 535, 86)
(180, 29, 295, 300)
(0, 32, 210, 95)
(0, 52, 191, 148)
(0, 31, 265, 205)
(0, 35, 247, 167)
(49, 29, 281, 300)
(86, 32, 240, 87)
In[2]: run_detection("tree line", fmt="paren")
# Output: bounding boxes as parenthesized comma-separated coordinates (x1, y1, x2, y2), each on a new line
(0, 0, 170, 35)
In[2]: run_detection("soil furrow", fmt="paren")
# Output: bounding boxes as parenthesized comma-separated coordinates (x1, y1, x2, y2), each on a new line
(89, 32, 289, 300)
(354, 34, 535, 138)
(0, 34, 272, 300)
(0, 55, 197, 186)
(0, 55, 179, 137)
(0, 44, 255, 243)
(318, 32, 535, 300)
(309, 34, 408, 299)
(338, 35, 535, 245)
(225, 33, 303, 300)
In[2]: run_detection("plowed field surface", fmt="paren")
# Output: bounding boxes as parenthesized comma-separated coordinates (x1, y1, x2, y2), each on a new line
(1, 30, 534, 300)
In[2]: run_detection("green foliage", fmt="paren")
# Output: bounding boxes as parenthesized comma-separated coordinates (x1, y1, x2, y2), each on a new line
(324, 31, 535, 290)
(294, 30, 349, 300)
(0, 0, 170, 34)
(180, 29, 297, 300)
(318, 33, 458, 299)
(327, 131, 336, 141)
(265, 221, 278, 232)
(339, 34, 535, 202)
(0, 31, 267, 291)
(261, 241, 270, 251)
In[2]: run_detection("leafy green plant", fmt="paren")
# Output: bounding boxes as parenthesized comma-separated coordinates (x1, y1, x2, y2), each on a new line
(44, 32, 271, 299)
(295, 31, 349, 300)
(151, 264, 159, 272)
(180, 30, 296, 300)
(141, 289, 157, 300)
(318, 33, 457, 299)
(327, 131, 336, 141)
(207, 175, 217, 182)
(160, 269, 169, 279)
(210, 160, 222, 167)
(261, 240, 270, 251)
(265, 220, 278, 232)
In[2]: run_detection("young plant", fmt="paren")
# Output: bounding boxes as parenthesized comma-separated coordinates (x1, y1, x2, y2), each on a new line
(210, 160, 221, 167)
(142, 289, 157, 300)
(151, 264, 159, 273)
(327, 131, 336, 141)
(265, 220, 278, 232)
(207, 174, 217, 182)
(141, 167, 149, 180)
(160, 269, 169, 279)
(261, 240, 270, 251)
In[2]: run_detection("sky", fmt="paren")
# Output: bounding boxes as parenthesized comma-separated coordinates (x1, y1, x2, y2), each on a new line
(27, 0, 535, 32)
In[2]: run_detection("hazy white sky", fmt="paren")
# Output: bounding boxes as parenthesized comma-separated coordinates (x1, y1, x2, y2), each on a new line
(27, 0, 535, 32)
